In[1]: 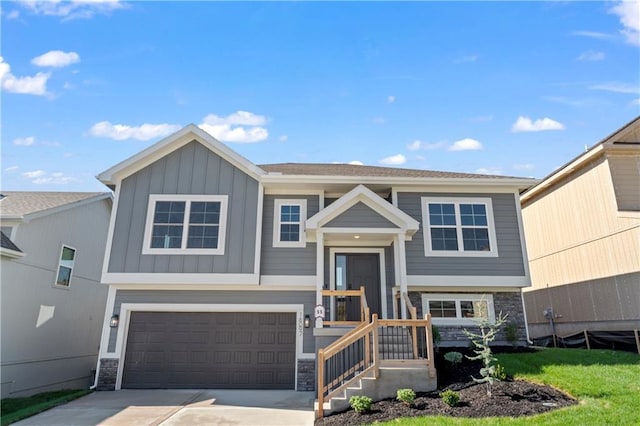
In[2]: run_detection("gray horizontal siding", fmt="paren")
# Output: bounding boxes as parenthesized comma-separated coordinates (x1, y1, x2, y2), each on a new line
(608, 155, 640, 211)
(325, 202, 398, 228)
(109, 290, 316, 354)
(108, 141, 259, 274)
(398, 192, 525, 276)
(260, 195, 319, 276)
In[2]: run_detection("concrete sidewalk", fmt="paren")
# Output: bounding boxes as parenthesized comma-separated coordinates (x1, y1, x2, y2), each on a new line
(13, 389, 315, 426)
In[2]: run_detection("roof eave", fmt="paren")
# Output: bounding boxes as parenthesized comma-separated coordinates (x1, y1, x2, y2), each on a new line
(263, 174, 538, 190)
(97, 124, 267, 186)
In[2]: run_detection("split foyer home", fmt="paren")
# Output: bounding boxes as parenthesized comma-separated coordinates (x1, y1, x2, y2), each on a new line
(93, 124, 536, 412)
(521, 116, 640, 342)
(0, 191, 112, 398)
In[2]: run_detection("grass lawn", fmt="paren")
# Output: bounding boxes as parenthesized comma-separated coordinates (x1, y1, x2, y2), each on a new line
(1, 389, 91, 426)
(379, 348, 640, 426)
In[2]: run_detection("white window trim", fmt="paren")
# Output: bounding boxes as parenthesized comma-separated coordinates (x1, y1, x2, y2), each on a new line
(421, 197, 498, 257)
(421, 293, 495, 326)
(142, 194, 228, 255)
(273, 199, 307, 248)
(53, 244, 76, 289)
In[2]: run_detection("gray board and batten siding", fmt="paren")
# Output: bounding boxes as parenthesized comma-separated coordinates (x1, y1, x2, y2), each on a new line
(108, 290, 316, 354)
(260, 194, 319, 276)
(325, 202, 399, 228)
(397, 192, 526, 276)
(108, 141, 259, 274)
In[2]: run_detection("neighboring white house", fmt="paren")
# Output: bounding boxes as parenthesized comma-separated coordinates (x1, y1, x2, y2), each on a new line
(1, 191, 112, 398)
(521, 116, 640, 339)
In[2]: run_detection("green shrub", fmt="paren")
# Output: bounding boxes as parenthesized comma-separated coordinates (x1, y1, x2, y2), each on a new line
(396, 388, 416, 406)
(440, 389, 460, 407)
(444, 351, 463, 365)
(504, 321, 519, 347)
(462, 311, 508, 396)
(349, 395, 373, 414)
(494, 363, 507, 380)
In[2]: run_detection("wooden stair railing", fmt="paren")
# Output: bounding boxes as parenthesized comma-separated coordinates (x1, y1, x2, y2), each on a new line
(316, 292, 436, 418)
(321, 286, 369, 326)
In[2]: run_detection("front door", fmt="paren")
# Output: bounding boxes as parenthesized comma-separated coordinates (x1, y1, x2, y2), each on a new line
(335, 253, 381, 321)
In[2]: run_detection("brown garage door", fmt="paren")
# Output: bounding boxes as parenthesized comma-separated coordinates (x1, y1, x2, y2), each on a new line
(122, 311, 296, 389)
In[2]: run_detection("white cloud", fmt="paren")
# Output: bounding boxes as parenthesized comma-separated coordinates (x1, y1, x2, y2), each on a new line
(0, 56, 50, 96)
(279, 135, 288, 142)
(4, 166, 19, 172)
(511, 116, 565, 132)
(631, 98, 640, 106)
(387, 95, 395, 104)
(372, 116, 386, 124)
(13, 136, 35, 146)
(589, 82, 640, 94)
(407, 140, 447, 151)
(513, 163, 535, 171)
(475, 167, 504, 175)
(6, 10, 20, 19)
(455, 54, 479, 63)
(449, 138, 483, 151)
(89, 121, 181, 141)
(18, 0, 125, 20)
(23, 170, 46, 178)
(199, 111, 269, 143)
(31, 50, 80, 68)
(543, 96, 595, 108)
(32, 172, 78, 185)
(379, 154, 407, 165)
(348, 160, 363, 166)
(577, 51, 605, 61)
(571, 30, 614, 40)
(609, 0, 640, 46)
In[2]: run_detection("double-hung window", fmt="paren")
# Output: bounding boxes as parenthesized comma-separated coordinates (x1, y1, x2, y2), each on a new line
(143, 194, 228, 255)
(54, 245, 76, 288)
(273, 199, 307, 247)
(421, 293, 495, 325)
(421, 197, 498, 257)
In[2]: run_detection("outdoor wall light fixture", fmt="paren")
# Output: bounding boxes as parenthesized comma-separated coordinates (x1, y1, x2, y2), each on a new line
(110, 315, 119, 328)
(304, 314, 311, 328)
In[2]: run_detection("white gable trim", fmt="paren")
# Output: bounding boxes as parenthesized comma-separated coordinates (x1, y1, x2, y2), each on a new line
(97, 124, 266, 185)
(306, 185, 419, 239)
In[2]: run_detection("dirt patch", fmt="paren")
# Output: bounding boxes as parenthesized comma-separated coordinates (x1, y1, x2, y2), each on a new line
(316, 348, 577, 425)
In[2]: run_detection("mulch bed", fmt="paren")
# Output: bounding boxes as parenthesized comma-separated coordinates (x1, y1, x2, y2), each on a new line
(315, 347, 577, 425)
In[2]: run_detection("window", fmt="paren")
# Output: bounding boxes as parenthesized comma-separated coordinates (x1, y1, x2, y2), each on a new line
(142, 195, 228, 255)
(421, 293, 495, 325)
(273, 199, 307, 247)
(55, 245, 76, 287)
(421, 197, 498, 257)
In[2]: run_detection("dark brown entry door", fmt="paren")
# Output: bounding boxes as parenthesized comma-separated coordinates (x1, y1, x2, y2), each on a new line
(344, 254, 381, 321)
(122, 311, 296, 389)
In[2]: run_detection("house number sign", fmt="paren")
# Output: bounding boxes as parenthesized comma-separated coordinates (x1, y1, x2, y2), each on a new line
(314, 305, 325, 319)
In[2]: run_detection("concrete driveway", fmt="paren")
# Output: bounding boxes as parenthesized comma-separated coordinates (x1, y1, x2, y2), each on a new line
(13, 389, 315, 426)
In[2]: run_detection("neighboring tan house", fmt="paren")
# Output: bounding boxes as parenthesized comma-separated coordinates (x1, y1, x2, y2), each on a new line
(92, 124, 535, 412)
(521, 116, 640, 340)
(0, 191, 112, 398)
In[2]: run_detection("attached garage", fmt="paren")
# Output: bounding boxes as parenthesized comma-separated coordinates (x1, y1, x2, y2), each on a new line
(121, 311, 296, 389)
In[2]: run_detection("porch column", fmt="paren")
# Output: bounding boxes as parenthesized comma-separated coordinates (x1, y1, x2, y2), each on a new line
(315, 231, 324, 328)
(395, 233, 408, 319)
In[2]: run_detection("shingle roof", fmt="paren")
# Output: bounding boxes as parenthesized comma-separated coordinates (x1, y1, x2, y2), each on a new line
(0, 191, 108, 217)
(0, 231, 22, 253)
(259, 163, 524, 179)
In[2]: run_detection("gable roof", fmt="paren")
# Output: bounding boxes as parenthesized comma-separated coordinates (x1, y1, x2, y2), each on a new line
(260, 163, 524, 179)
(521, 115, 640, 204)
(97, 124, 266, 186)
(306, 184, 420, 240)
(0, 231, 23, 258)
(0, 191, 111, 220)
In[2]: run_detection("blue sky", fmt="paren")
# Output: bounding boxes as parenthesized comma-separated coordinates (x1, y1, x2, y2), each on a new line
(2, 0, 639, 192)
